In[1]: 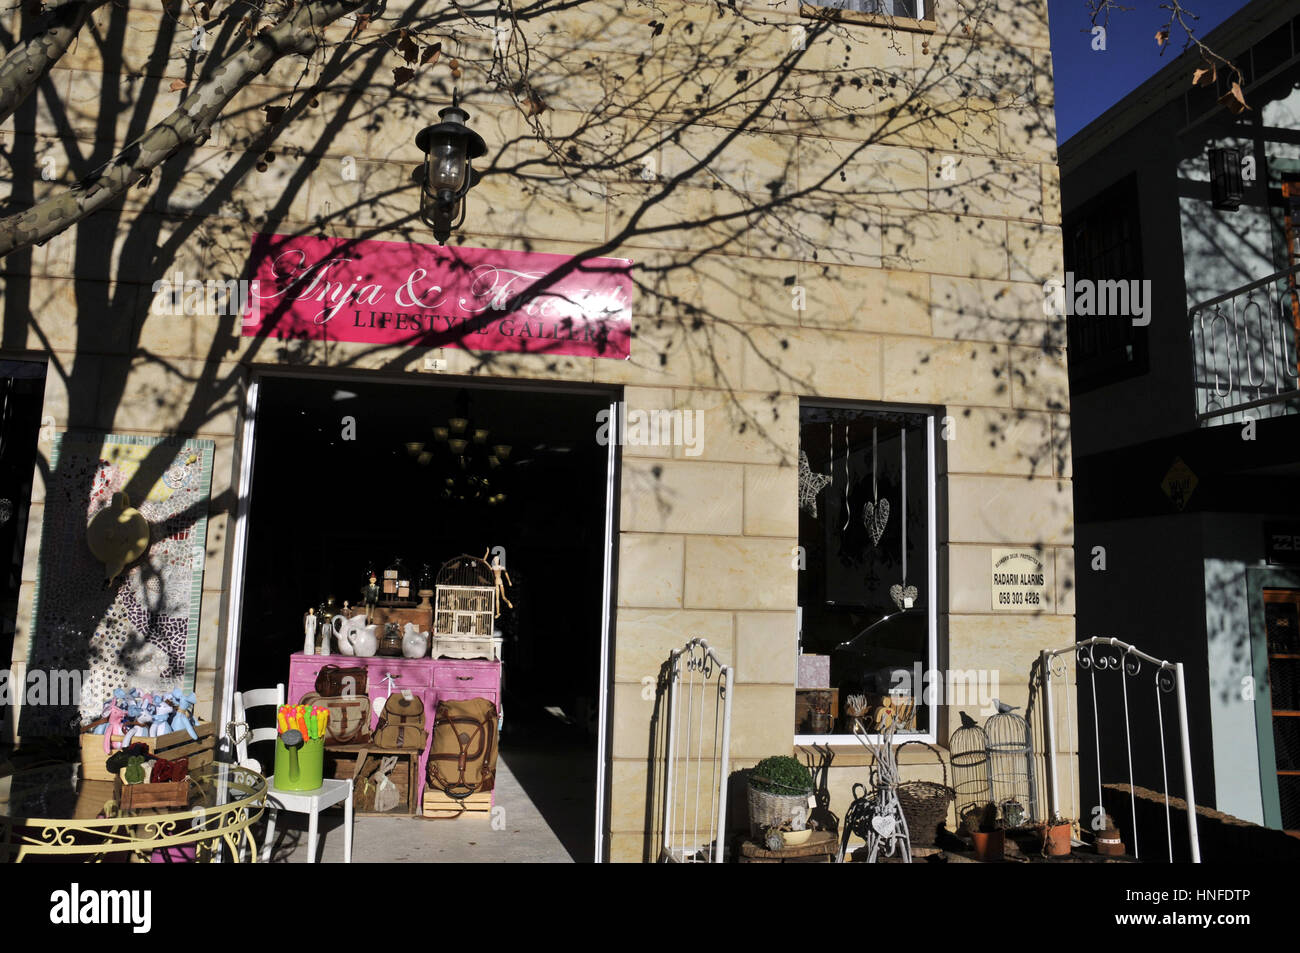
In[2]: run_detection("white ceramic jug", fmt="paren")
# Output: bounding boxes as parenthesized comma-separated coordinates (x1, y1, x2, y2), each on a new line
(402, 623, 428, 658)
(336, 614, 367, 657)
(349, 621, 379, 658)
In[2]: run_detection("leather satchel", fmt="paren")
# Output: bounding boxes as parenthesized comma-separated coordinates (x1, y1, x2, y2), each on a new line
(372, 693, 427, 750)
(299, 691, 371, 744)
(314, 665, 367, 698)
(427, 698, 498, 799)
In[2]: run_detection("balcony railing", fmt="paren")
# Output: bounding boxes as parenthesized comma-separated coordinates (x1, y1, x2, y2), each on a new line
(1190, 263, 1300, 424)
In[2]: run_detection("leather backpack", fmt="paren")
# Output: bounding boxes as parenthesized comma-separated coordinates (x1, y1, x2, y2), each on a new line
(373, 693, 427, 749)
(427, 698, 498, 799)
(299, 691, 371, 744)
(315, 665, 368, 698)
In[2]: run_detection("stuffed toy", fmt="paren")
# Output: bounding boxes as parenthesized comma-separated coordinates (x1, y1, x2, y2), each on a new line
(150, 757, 188, 783)
(105, 742, 152, 774)
(124, 711, 153, 745)
(102, 705, 127, 753)
(151, 701, 174, 737)
(169, 690, 199, 741)
(123, 756, 147, 784)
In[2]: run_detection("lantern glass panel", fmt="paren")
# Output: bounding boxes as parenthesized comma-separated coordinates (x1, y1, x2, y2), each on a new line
(426, 134, 467, 193)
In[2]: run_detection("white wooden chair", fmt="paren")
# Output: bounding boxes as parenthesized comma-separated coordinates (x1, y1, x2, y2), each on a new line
(229, 684, 284, 773)
(262, 776, 354, 864)
(230, 684, 354, 863)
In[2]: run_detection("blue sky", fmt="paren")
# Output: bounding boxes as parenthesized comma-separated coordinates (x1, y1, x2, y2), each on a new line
(1048, 0, 1255, 143)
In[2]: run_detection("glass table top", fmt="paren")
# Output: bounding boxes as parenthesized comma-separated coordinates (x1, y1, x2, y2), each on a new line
(0, 762, 266, 823)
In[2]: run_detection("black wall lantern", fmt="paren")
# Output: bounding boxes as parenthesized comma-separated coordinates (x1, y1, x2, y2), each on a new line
(415, 96, 487, 245)
(1209, 146, 1244, 212)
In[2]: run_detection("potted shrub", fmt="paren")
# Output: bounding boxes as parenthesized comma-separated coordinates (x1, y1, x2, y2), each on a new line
(747, 755, 813, 839)
(1041, 813, 1074, 857)
(962, 803, 1004, 862)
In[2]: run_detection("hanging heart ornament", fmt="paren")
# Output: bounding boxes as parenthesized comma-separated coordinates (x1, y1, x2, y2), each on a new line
(871, 814, 896, 838)
(889, 584, 918, 610)
(862, 498, 890, 546)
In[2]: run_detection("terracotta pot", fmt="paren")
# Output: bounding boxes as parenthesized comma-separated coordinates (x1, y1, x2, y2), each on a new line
(1043, 822, 1072, 857)
(971, 829, 1004, 862)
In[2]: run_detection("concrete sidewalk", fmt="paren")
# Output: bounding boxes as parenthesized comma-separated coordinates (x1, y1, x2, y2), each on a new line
(268, 750, 581, 863)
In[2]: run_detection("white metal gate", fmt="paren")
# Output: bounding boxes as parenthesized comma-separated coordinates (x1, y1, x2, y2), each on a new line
(655, 638, 733, 862)
(1030, 636, 1201, 862)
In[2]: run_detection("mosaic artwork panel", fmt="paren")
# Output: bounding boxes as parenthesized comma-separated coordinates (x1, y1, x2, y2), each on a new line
(22, 433, 214, 734)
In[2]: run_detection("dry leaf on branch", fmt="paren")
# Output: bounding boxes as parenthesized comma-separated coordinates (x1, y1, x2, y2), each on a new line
(397, 29, 419, 63)
(393, 66, 415, 88)
(1155, 29, 1169, 47)
(1192, 65, 1216, 87)
(349, 14, 371, 40)
(421, 41, 442, 65)
(1218, 81, 1249, 114)
(168, 79, 187, 92)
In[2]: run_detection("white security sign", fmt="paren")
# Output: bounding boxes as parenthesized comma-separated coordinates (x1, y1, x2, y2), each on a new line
(991, 549, 1048, 611)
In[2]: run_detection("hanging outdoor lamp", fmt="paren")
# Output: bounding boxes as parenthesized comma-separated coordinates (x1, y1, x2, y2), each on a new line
(415, 95, 487, 245)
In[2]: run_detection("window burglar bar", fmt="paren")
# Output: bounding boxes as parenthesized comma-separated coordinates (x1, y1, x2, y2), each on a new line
(1031, 637, 1200, 863)
(658, 639, 733, 862)
(1190, 262, 1300, 423)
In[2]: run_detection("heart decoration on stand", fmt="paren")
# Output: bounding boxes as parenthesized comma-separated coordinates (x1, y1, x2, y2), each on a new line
(890, 584, 918, 611)
(871, 814, 897, 838)
(863, 498, 890, 546)
(890, 427, 920, 611)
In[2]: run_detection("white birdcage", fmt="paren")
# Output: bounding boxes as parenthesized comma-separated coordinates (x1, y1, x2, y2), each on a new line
(985, 709, 1033, 827)
(433, 554, 496, 638)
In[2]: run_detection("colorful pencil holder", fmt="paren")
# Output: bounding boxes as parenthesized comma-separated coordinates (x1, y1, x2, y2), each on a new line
(273, 734, 325, 791)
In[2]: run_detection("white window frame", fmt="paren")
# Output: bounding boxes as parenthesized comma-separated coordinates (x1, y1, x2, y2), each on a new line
(794, 407, 939, 747)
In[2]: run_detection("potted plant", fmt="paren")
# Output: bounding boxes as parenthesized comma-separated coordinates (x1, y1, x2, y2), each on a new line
(1041, 813, 1074, 857)
(961, 803, 1004, 862)
(747, 755, 813, 839)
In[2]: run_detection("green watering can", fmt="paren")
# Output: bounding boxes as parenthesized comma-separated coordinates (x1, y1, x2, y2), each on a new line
(273, 729, 325, 791)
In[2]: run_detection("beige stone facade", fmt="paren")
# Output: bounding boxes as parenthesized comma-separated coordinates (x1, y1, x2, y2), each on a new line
(1, 0, 1072, 859)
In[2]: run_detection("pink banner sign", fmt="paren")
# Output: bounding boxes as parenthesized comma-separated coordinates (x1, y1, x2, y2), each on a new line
(242, 233, 633, 359)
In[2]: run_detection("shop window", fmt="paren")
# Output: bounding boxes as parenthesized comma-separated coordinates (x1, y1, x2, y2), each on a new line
(796, 402, 938, 744)
(800, 0, 933, 27)
(1063, 174, 1150, 393)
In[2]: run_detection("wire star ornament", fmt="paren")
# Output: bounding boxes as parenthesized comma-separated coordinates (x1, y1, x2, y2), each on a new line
(798, 450, 832, 517)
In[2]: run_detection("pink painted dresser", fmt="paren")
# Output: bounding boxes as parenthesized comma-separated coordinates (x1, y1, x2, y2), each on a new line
(287, 653, 502, 800)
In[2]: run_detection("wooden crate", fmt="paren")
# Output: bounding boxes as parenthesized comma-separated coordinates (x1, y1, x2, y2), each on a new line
(365, 604, 433, 635)
(352, 748, 419, 816)
(421, 789, 493, 819)
(114, 777, 189, 810)
(79, 722, 215, 781)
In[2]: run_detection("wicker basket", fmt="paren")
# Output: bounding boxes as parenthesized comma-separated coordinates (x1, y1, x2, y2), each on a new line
(895, 741, 956, 846)
(747, 779, 812, 839)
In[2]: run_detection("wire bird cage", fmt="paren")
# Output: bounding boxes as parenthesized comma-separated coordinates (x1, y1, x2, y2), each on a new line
(985, 709, 1034, 827)
(433, 554, 496, 638)
(948, 720, 993, 819)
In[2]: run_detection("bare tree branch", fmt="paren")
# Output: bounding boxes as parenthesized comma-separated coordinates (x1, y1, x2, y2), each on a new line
(0, 0, 370, 256)
(0, 0, 114, 125)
